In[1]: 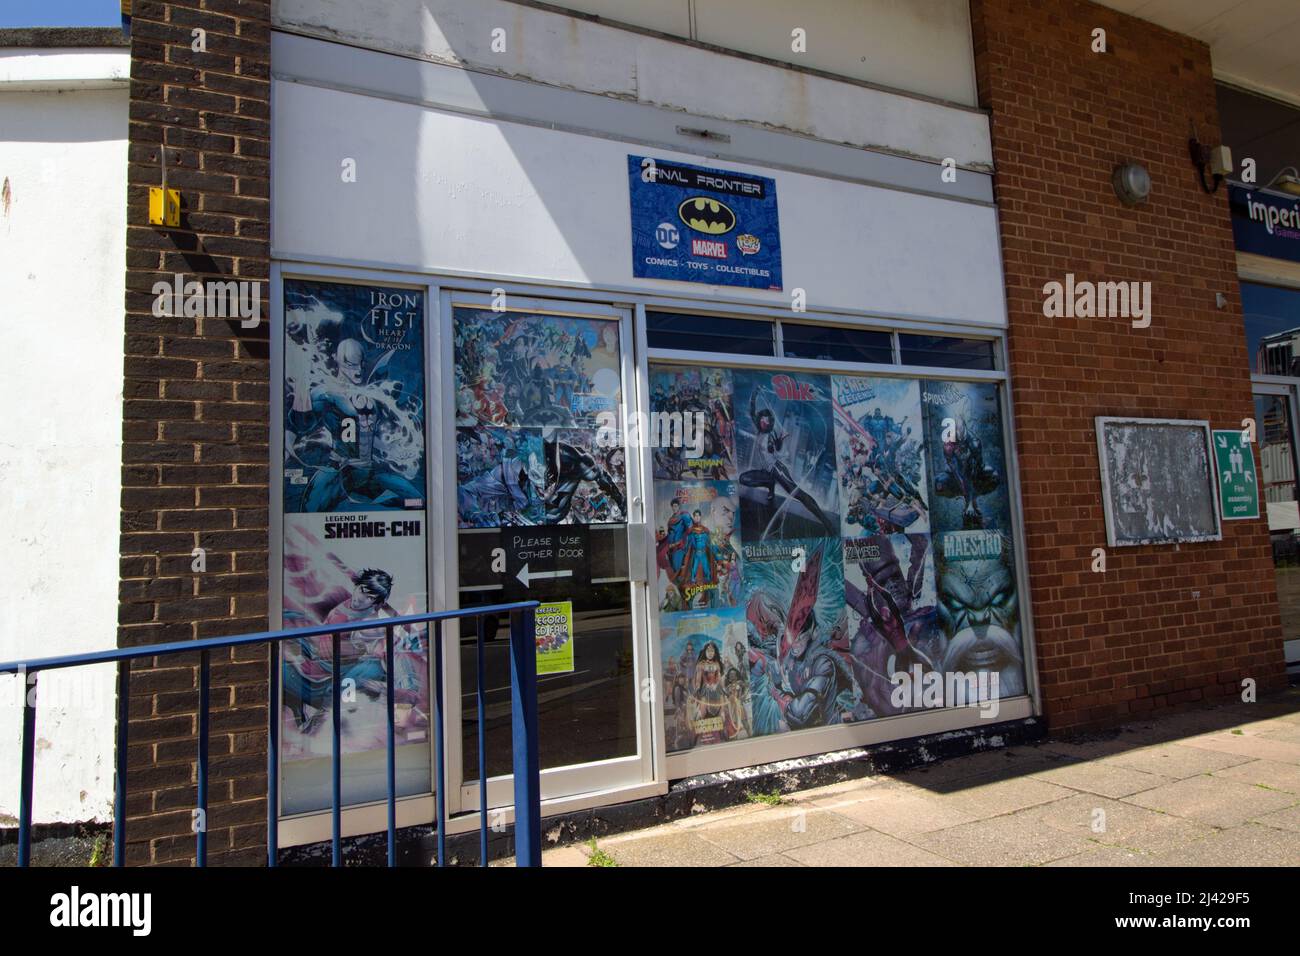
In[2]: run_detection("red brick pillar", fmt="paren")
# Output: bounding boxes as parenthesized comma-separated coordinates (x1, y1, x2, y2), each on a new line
(969, 0, 1286, 731)
(120, 0, 271, 865)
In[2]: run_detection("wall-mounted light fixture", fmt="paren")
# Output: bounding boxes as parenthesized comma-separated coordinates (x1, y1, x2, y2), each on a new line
(1189, 127, 1231, 194)
(1262, 166, 1300, 197)
(1112, 162, 1151, 205)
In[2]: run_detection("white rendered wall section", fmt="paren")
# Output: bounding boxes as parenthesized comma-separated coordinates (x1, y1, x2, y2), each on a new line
(273, 0, 990, 168)
(272, 79, 1007, 327)
(0, 87, 126, 824)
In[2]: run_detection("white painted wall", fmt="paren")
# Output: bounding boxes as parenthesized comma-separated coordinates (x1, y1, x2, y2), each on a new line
(273, 0, 990, 169)
(273, 79, 1007, 326)
(0, 58, 127, 824)
(542, 0, 979, 105)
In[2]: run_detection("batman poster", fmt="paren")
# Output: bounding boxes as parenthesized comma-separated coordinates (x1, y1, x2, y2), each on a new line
(282, 279, 427, 514)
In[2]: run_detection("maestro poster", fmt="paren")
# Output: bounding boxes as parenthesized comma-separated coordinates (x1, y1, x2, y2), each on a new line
(628, 155, 782, 290)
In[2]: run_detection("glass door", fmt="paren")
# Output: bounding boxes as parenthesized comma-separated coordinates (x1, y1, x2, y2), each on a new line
(1253, 382, 1300, 675)
(440, 292, 654, 810)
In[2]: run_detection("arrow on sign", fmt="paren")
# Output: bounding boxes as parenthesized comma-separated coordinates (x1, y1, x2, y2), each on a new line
(516, 564, 573, 588)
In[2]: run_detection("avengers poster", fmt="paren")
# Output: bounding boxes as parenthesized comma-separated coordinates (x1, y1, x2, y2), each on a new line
(654, 480, 742, 612)
(740, 537, 859, 736)
(933, 529, 1026, 701)
(282, 280, 427, 514)
(660, 607, 751, 752)
(649, 365, 736, 481)
(832, 375, 930, 537)
(733, 370, 840, 542)
(453, 309, 623, 429)
(842, 534, 938, 718)
(921, 380, 1011, 534)
(280, 513, 432, 811)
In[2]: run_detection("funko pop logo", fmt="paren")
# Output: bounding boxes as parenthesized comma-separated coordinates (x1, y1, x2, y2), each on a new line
(772, 374, 814, 401)
(735, 233, 761, 255)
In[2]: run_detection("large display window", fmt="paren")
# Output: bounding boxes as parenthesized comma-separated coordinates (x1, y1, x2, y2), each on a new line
(649, 360, 1026, 757)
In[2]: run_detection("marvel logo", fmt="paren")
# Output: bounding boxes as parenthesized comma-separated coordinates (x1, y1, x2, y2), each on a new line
(691, 238, 728, 259)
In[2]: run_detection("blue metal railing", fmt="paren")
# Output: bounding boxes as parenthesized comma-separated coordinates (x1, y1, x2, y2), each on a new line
(0, 601, 541, 868)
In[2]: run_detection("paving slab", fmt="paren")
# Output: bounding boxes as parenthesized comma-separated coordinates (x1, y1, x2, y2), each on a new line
(1029, 760, 1171, 798)
(727, 853, 805, 867)
(691, 805, 864, 860)
(808, 783, 981, 836)
(1210, 759, 1300, 794)
(935, 775, 1075, 818)
(1151, 823, 1300, 866)
(594, 829, 741, 867)
(539, 845, 590, 867)
(1043, 845, 1152, 867)
(1251, 804, 1300, 834)
(1179, 733, 1300, 764)
(1101, 743, 1253, 778)
(1123, 775, 1298, 828)
(1027, 793, 1217, 855)
(783, 828, 958, 867)
(912, 812, 1093, 866)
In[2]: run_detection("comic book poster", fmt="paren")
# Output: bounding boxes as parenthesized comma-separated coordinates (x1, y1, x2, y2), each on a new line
(841, 534, 938, 718)
(648, 365, 736, 481)
(740, 536, 859, 736)
(653, 480, 741, 612)
(921, 380, 1011, 534)
(453, 310, 622, 429)
(732, 370, 840, 542)
(931, 529, 1027, 703)
(455, 427, 544, 528)
(544, 427, 627, 525)
(832, 375, 930, 537)
(280, 513, 431, 764)
(660, 607, 751, 752)
(282, 280, 426, 514)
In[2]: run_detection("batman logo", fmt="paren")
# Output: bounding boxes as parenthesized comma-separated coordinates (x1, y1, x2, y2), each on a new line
(678, 196, 736, 235)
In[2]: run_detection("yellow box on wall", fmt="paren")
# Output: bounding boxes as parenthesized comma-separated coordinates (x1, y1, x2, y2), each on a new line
(148, 187, 180, 227)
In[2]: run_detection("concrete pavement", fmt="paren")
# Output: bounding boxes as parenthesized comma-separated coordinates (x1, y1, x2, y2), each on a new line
(541, 688, 1300, 867)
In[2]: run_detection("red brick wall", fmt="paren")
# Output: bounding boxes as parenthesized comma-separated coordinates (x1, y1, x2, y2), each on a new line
(120, 0, 271, 865)
(970, 0, 1287, 730)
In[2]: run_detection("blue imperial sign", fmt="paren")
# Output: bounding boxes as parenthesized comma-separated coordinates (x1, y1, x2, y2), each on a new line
(628, 155, 782, 290)
(1229, 185, 1300, 264)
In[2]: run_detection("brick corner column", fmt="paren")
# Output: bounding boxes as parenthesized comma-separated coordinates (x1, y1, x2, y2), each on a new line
(120, 0, 273, 866)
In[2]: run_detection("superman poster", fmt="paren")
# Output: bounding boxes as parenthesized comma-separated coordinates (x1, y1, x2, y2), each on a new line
(629, 155, 782, 290)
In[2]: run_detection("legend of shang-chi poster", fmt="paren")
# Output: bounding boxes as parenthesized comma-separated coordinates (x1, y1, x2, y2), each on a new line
(279, 279, 431, 813)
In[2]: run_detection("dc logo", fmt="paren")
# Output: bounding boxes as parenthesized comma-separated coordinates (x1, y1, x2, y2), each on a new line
(655, 222, 680, 250)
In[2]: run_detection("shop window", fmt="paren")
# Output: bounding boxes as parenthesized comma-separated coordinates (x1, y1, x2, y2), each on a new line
(1243, 282, 1300, 376)
(647, 311, 775, 356)
(899, 334, 996, 370)
(649, 361, 1026, 756)
(781, 322, 893, 364)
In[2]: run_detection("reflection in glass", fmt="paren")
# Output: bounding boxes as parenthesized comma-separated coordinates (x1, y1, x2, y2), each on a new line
(782, 323, 893, 364)
(899, 334, 995, 370)
(1255, 393, 1300, 652)
(647, 311, 775, 356)
(1244, 283, 1300, 375)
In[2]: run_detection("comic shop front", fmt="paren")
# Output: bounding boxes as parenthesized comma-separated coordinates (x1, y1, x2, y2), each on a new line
(269, 37, 1034, 844)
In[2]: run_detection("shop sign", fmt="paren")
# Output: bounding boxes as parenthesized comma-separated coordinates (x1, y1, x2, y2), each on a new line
(1229, 185, 1300, 264)
(628, 155, 782, 290)
(1212, 428, 1261, 521)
